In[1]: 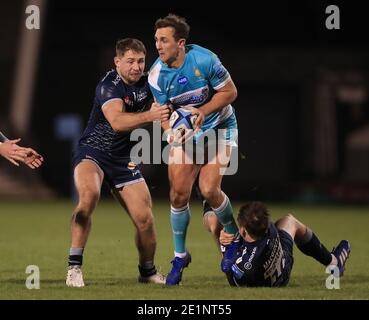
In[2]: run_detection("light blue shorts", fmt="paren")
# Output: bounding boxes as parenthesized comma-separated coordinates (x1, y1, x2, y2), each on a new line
(194, 112, 238, 147)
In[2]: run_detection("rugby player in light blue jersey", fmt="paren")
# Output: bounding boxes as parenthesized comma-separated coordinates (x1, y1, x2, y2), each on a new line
(148, 14, 240, 285)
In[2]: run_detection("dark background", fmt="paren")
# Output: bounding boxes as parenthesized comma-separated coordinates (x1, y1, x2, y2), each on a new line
(1, 0, 368, 202)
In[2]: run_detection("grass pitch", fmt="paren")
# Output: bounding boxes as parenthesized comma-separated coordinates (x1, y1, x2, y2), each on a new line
(0, 200, 368, 300)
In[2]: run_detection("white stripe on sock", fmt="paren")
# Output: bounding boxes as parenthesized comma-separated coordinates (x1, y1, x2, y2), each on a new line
(171, 204, 189, 213)
(174, 251, 187, 258)
(212, 193, 229, 214)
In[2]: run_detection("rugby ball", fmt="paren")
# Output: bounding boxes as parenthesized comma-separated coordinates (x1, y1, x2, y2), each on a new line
(169, 107, 198, 132)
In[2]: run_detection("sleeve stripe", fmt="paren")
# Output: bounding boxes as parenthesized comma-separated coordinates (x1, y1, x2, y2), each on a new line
(213, 76, 231, 90)
(101, 98, 123, 110)
(232, 264, 245, 280)
(148, 63, 162, 92)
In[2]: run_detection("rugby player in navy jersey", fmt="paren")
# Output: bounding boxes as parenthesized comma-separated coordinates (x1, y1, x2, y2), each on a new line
(66, 38, 171, 287)
(0, 130, 43, 168)
(220, 202, 351, 287)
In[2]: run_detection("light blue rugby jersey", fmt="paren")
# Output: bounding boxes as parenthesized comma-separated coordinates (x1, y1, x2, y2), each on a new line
(148, 44, 235, 131)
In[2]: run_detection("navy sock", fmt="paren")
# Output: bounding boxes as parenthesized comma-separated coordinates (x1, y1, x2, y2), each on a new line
(68, 248, 83, 267)
(297, 233, 332, 266)
(138, 265, 157, 277)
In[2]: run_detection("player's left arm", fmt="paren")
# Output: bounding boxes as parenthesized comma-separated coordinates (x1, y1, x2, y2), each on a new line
(219, 228, 236, 246)
(191, 54, 237, 129)
(194, 80, 237, 127)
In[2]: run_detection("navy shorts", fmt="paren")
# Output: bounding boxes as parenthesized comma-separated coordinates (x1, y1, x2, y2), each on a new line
(72, 145, 144, 189)
(275, 229, 294, 286)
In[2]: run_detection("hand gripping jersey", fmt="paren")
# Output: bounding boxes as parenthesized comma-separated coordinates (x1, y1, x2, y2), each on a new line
(148, 44, 235, 133)
(78, 69, 152, 157)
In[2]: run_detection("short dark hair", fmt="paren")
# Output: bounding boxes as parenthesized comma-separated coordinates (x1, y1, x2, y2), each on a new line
(116, 38, 146, 57)
(155, 14, 190, 41)
(237, 202, 270, 239)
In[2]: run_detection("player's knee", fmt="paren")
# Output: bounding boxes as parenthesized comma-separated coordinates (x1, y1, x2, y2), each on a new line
(277, 214, 295, 225)
(285, 213, 295, 221)
(79, 190, 100, 207)
(200, 185, 220, 203)
(77, 200, 97, 216)
(135, 214, 154, 233)
(72, 207, 91, 226)
(170, 189, 190, 207)
(285, 214, 300, 226)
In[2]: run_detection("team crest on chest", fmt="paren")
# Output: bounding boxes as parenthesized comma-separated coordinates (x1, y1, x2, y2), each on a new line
(124, 96, 134, 107)
(124, 90, 148, 108)
(194, 68, 200, 77)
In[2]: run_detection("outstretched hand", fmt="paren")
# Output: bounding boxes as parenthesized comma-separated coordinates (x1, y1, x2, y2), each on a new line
(23, 148, 44, 169)
(0, 138, 44, 169)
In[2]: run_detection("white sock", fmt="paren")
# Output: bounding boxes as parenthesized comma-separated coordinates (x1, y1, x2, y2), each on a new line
(330, 254, 338, 266)
(174, 251, 187, 258)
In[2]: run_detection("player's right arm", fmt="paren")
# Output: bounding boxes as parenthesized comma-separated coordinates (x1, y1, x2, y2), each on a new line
(102, 100, 170, 133)
(98, 76, 170, 133)
(157, 102, 174, 143)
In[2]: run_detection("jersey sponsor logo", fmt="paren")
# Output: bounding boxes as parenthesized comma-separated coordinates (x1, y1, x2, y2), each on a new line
(244, 262, 252, 270)
(189, 91, 207, 104)
(263, 237, 284, 285)
(170, 87, 209, 106)
(214, 62, 227, 79)
(263, 235, 282, 270)
(247, 247, 257, 264)
(134, 90, 148, 102)
(112, 74, 121, 86)
(178, 76, 188, 85)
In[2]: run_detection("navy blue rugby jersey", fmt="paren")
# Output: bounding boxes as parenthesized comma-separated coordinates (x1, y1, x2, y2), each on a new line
(231, 223, 288, 287)
(78, 69, 152, 157)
